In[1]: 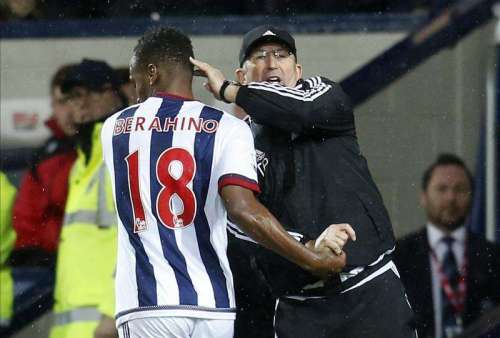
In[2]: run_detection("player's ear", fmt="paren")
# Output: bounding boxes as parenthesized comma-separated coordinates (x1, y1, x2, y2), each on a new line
(295, 63, 303, 80)
(147, 63, 159, 86)
(235, 67, 247, 85)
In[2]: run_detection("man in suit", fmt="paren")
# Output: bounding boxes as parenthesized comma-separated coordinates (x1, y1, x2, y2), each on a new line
(395, 153, 500, 338)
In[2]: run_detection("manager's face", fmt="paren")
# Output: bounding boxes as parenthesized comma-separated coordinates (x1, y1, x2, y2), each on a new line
(237, 42, 302, 88)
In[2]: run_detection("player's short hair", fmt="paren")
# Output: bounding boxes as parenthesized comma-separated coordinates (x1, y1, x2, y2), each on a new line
(421, 153, 473, 191)
(50, 64, 77, 92)
(133, 26, 194, 74)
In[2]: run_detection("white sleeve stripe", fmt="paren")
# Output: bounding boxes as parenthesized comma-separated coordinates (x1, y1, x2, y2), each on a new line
(227, 224, 258, 244)
(305, 76, 320, 89)
(248, 80, 330, 99)
(248, 81, 316, 95)
(247, 83, 332, 102)
(249, 82, 329, 97)
(287, 231, 304, 240)
(247, 76, 328, 94)
(226, 221, 246, 235)
(248, 78, 326, 94)
(248, 82, 304, 95)
(227, 221, 303, 242)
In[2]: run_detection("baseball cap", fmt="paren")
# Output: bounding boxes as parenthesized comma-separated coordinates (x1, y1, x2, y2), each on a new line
(61, 58, 118, 94)
(239, 25, 297, 67)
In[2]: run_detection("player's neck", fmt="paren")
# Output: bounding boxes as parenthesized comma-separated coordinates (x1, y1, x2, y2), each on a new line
(155, 77, 194, 100)
(155, 88, 193, 100)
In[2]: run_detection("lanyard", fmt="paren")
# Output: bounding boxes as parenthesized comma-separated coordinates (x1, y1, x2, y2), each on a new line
(430, 246, 468, 315)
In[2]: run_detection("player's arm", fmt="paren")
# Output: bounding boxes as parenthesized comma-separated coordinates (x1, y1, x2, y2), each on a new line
(191, 57, 354, 136)
(221, 185, 345, 278)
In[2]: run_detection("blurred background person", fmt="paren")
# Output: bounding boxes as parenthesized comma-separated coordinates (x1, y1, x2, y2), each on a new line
(115, 67, 137, 105)
(49, 59, 126, 338)
(0, 172, 17, 327)
(394, 153, 500, 338)
(9, 64, 78, 268)
(0, 0, 44, 21)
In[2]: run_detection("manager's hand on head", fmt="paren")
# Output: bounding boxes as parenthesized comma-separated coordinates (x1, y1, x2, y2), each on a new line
(190, 57, 240, 103)
(190, 57, 225, 96)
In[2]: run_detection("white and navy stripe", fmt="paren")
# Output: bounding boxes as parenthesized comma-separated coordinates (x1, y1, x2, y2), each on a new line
(191, 106, 229, 308)
(111, 104, 158, 308)
(102, 94, 260, 326)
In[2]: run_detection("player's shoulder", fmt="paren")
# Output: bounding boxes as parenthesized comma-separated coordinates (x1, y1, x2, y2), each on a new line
(192, 101, 226, 117)
(104, 103, 141, 125)
(102, 103, 141, 138)
(220, 110, 251, 134)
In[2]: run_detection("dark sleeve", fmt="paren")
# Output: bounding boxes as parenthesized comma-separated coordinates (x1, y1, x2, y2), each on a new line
(235, 76, 355, 136)
(487, 242, 500, 303)
(250, 231, 323, 297)
(253, 242, 319, 297)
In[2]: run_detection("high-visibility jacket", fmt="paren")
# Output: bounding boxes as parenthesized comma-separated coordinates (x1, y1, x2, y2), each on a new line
(0, 171, 17, 326)
(50, 123, 117, 338)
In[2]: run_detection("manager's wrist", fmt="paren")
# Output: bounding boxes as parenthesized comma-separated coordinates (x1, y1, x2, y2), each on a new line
(219, 80, 241, 103)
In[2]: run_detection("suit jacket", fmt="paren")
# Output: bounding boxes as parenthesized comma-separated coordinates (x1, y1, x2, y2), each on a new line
(394, 228, 500, 338)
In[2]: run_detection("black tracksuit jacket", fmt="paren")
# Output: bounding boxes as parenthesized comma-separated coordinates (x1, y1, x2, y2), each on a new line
(234, 76, 396, 296)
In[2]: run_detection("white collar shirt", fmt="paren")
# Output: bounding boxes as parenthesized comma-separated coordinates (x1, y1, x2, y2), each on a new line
(426, 223, 466, 338)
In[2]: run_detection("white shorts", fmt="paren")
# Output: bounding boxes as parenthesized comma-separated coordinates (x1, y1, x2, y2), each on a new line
(118, 316, 234, 338)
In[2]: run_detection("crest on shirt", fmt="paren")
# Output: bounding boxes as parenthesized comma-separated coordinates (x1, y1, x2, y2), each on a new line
(256, 149, 268, 177)
(134, 217, 148, 233)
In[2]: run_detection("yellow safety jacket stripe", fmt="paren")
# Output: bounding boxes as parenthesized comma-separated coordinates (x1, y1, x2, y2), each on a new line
(53, 306, 101, 326)
(63, 165, 115, 228)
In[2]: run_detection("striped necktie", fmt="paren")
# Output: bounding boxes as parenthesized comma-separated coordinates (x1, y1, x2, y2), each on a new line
(441, 236, 462, 337)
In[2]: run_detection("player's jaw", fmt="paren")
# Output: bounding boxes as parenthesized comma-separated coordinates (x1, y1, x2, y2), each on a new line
(129, 55, 150, 103)
(131, 77, 150, 104)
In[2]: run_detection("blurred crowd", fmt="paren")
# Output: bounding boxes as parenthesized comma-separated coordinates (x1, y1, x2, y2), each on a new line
(0, 0, 457, 21)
